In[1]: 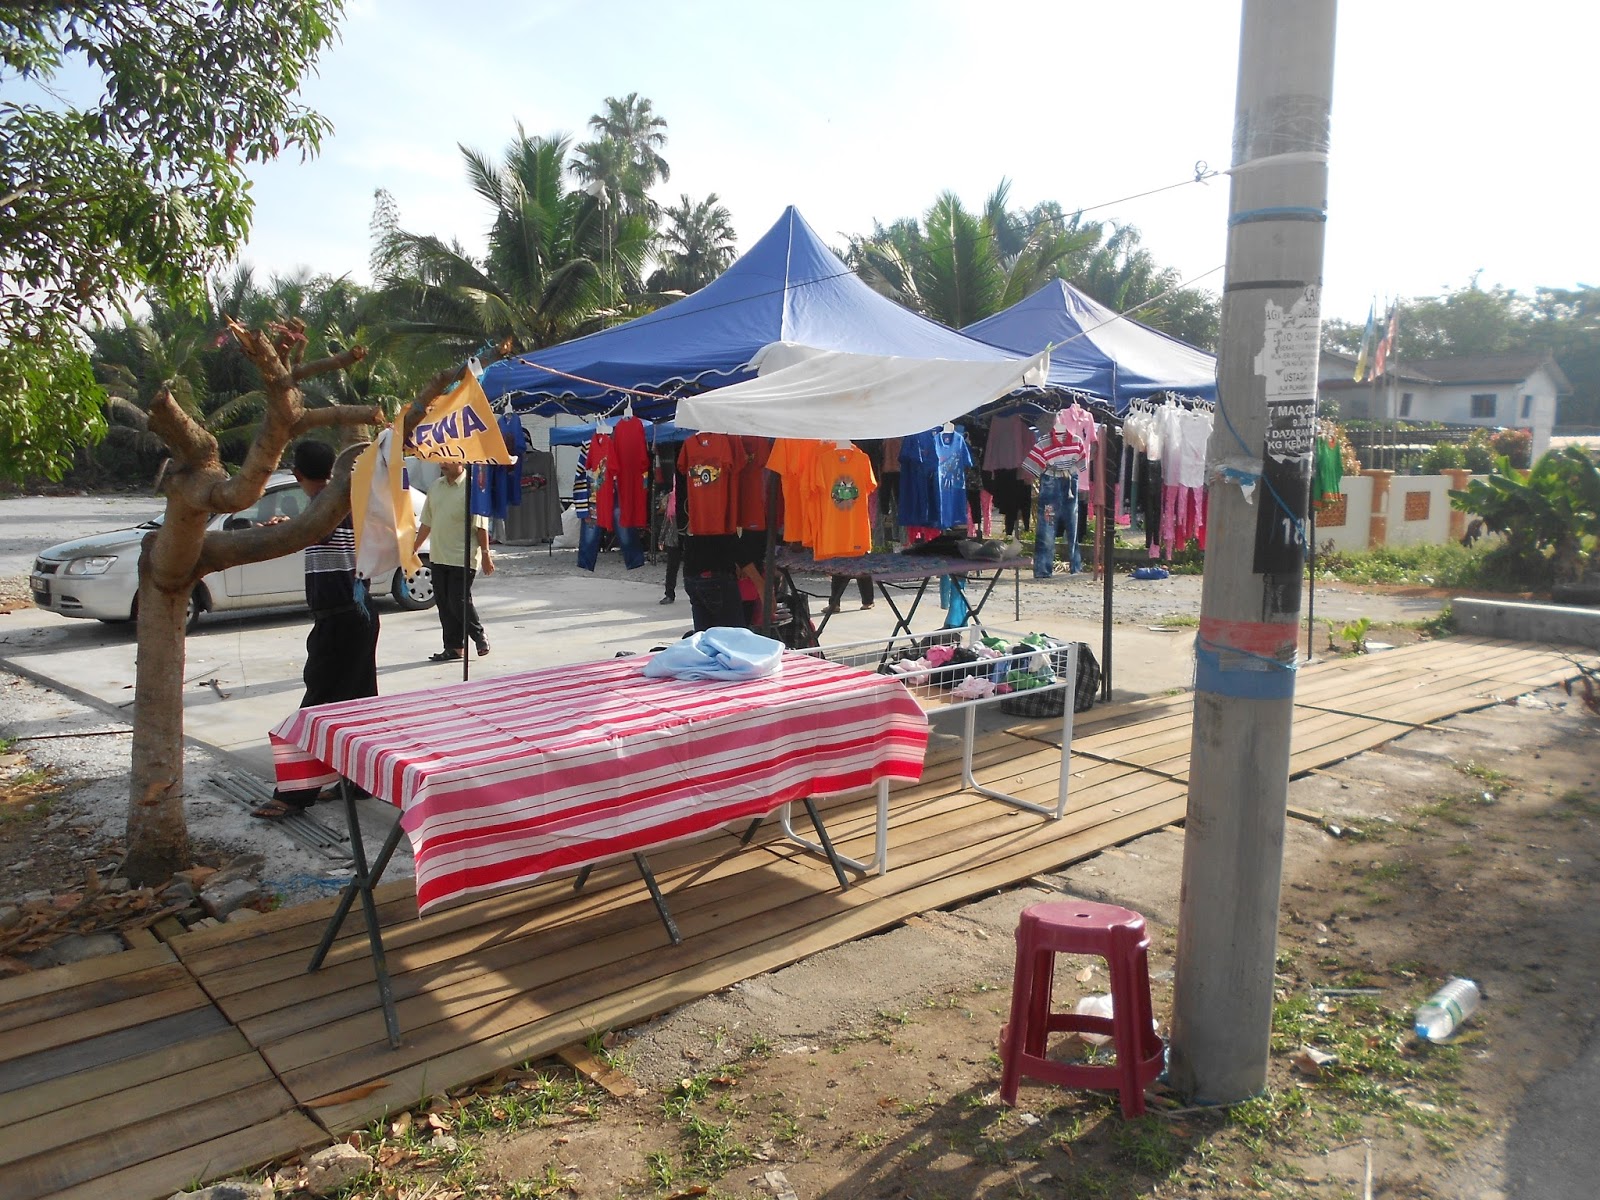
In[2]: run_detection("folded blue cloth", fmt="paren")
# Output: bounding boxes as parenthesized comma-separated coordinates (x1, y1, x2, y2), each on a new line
(642, 627, 786, 682)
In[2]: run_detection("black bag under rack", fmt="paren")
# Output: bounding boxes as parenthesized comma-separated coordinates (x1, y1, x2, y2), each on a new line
(999, 641, 1101, 718)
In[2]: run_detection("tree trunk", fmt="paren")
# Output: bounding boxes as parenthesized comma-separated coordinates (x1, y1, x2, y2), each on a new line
(123, 529, 203, 884)
(118, 321, 477, 884)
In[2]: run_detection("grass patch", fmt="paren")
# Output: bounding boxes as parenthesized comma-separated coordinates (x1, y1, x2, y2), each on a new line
(1270, 992, 1475, 1133)
(454, 1071, 597, 1136)
(1313, 542, 1497, 589)
(1457, 761, 1512, 796)
(1152, 612, 1200, 628)
(0, 759, 61, 825)
(1109, 1117, 1184, 1174)
(1418, 603, 1457, 637)
(1411, 792, 1494, 828)
(1553, 788, 1600, 819)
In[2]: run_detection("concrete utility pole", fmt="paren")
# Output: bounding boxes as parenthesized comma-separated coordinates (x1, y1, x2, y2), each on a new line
(1168, 0, 1337, 1103)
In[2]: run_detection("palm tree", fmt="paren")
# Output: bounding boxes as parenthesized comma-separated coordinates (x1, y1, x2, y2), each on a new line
(1075, 224, 1218, 349)
(647, 193, 737, 294)
(85, 269, 392, 476)
(372, 125, 653, 375)
(848, 183, 1097, 327)
(587, 92, 670, 195)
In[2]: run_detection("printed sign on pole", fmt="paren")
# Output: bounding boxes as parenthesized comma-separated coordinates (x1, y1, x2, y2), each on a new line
(409, 370, 513, 464)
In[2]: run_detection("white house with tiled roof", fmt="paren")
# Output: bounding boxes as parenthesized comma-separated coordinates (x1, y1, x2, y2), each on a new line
(1318, 351, 1570, 458)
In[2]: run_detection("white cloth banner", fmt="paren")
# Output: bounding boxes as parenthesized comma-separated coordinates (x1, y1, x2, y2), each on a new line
(674, 342, 1051, 439)
(352, 427, 420, 584)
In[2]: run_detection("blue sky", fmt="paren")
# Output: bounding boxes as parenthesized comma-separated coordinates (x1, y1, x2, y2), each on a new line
(54, 1, 1600, 325)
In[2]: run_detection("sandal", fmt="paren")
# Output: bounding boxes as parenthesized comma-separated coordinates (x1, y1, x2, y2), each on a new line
(251, 797, 309, 822)
(429, 650, 463, 662)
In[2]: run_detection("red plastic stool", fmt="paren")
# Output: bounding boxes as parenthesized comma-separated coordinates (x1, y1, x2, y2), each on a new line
(998, 899, 1165, 1117)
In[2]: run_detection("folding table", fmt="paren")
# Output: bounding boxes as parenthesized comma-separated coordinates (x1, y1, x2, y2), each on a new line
(269, 651, 929, 1045)
(776, 549, 1027, 653)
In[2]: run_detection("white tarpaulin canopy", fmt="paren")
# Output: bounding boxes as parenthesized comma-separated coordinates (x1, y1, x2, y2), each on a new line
(674, 342, 1051, 439)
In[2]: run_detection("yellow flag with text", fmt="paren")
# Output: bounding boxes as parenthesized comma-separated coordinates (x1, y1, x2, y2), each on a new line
(409, 370, 513, 463)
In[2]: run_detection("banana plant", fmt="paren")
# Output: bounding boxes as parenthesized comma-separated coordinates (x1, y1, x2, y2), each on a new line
(1450, 447, 1600, 584)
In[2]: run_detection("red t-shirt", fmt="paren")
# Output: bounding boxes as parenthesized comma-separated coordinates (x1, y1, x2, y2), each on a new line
(735, 436, 773, 531)
(677, 433, 740, 536)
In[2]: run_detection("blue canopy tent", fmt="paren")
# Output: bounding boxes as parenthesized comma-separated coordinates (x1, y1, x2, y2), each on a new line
(479, 207, 1023, 419)
(962, 279, 1217, 410)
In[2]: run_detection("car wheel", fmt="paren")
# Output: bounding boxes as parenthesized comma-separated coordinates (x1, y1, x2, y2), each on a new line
(392, 560, 435, 610)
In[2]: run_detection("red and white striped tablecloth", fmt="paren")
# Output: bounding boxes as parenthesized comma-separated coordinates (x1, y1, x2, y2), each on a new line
(270, 652, 929, 913)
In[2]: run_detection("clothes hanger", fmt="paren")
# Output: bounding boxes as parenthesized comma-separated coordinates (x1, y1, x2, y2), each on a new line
(941, 421, 956, 435)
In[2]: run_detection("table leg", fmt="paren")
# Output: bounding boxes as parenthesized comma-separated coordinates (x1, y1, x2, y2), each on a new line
(1055, 649, 1077, 818)
(1015, 565, 1020, 623)
(873, 577, 930, 668)
(778, 777, 888, 876)
(800, 797, 850, 891)
(308, 785, 405, 1048)
(633, 853, 682, 945)
(572, 864, 593, 892)
(967, 567, 1005, 625)
(739, 818, 765, 845)
(959, 701, 1072, 821)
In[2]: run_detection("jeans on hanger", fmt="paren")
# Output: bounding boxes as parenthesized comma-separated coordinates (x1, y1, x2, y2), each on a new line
(1033, 472, 1080, 578)
(576, 499, 646, 572)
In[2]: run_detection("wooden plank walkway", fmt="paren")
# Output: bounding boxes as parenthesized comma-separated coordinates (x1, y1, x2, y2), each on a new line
(0, 636, 1585, 1199)
(0, 945, 322, 1200)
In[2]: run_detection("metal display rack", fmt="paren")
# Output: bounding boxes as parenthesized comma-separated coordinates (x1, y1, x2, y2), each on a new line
(797, 626, 1076, 875)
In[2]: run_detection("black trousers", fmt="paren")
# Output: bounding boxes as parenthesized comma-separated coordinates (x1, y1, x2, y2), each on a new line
(663, 543, 683, 597)
(829, 574, 874, 606)
(433, 562, 484, 652)
(685, 572, 744, 631)
(278, 604, 379, 809)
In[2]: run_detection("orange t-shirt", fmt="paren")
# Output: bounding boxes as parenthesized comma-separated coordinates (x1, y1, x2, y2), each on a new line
(766, 438, 821, 546)
(810, 445, 877, 559)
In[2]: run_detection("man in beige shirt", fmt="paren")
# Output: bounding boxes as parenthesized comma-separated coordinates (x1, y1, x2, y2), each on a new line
(416, 462, 495, 662)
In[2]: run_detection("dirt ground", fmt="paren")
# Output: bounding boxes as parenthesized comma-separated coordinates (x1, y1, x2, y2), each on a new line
(204, 677, 1595, 1200)
(1, 521, 1584, 1199)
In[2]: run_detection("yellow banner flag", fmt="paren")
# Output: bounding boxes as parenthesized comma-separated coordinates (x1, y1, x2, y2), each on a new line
(409, 369, 514, 463)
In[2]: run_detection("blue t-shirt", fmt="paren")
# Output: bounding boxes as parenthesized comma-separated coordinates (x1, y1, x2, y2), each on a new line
(897, 431, 938, 527)
(933, 429, 974, 529)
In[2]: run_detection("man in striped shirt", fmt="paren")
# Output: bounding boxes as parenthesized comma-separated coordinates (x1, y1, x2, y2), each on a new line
(253, 439, 381, 820)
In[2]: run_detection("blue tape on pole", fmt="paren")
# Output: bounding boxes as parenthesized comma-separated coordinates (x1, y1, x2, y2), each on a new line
(1193, 642, 1299, 700)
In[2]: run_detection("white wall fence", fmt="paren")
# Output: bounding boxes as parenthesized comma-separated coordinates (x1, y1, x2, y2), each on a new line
(1312, 470, 1482, 553)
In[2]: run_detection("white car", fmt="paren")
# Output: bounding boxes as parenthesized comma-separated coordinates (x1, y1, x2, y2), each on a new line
(30, 473, 435, 629)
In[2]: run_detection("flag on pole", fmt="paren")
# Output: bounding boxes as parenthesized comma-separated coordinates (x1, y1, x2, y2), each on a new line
(1353, 301, 1376, 382)
(408, 369, 514, 463)
(1374, 304, 1399, 377)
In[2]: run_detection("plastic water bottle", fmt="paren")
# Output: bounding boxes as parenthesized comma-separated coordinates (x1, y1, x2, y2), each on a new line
(1414, 978, 1481, 1042)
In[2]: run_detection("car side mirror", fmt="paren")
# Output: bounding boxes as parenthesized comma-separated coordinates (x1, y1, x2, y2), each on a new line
(222, 516, 253, 531)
